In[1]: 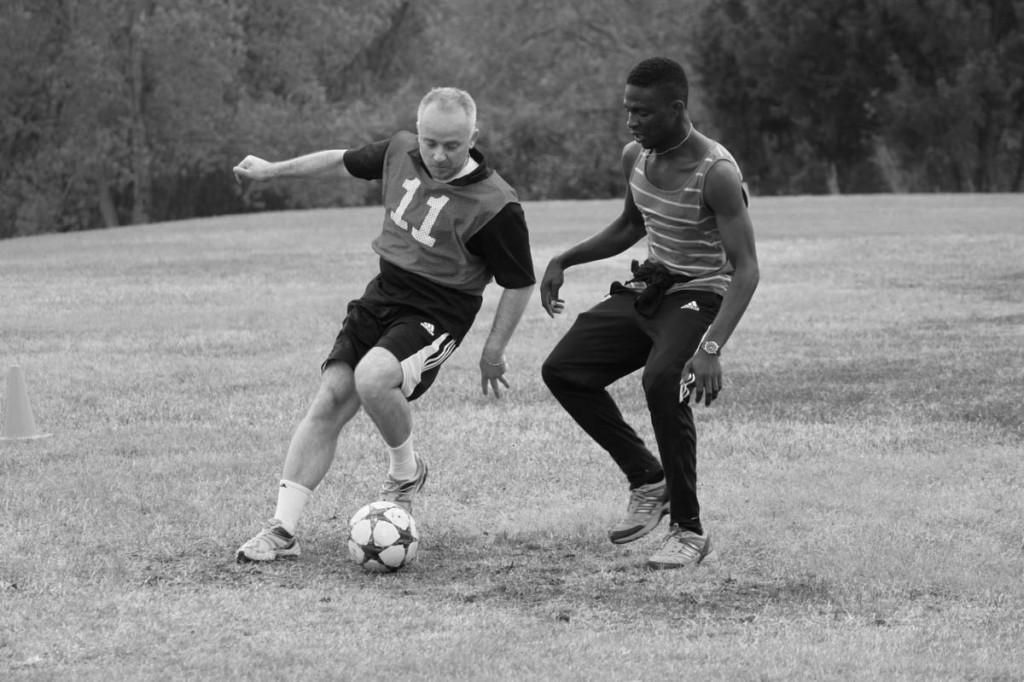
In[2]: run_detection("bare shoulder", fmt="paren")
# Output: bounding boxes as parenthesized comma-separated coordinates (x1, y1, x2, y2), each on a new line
(704, 158, 747, 216)
(620, 141, 644, 175)
(706, 156, 743, 187)
(621, 140, 644, 163)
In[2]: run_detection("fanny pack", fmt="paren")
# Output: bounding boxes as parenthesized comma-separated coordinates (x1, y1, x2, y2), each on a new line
(609, 259, 695, 317)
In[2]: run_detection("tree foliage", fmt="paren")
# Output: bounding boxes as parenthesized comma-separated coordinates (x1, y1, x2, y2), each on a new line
(0, 0, 1020, 238)
(693, 0, 1024, 194)
(879, 0, 1024, 191)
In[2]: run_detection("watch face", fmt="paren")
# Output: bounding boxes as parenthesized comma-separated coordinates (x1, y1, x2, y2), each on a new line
(703, 341, 720, 355)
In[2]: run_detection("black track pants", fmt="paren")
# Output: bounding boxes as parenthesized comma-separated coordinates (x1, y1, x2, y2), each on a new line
(541, 289, 720, 530)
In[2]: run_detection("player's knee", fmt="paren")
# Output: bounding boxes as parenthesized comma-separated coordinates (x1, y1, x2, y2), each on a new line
(353, 350, 402, 402)
(540, 355, 561, 388)
(641, 370, 678, 405)
(541, 354, 575, 394)
(352, 363, 383, 401)
(310, 365, 354, 416)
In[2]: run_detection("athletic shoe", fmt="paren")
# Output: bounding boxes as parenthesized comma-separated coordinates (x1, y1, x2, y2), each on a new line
(607, 479, 670, 544)
(235, 519, 301, 563)
(646, 525, 713, 570)
(379, 456, 429, 512)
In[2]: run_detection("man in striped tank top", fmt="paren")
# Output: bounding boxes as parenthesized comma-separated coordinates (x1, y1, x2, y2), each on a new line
(541, 58, 760, 569)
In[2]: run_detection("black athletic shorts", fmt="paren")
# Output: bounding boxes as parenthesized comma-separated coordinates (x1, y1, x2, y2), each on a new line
(323, 300, 459, 401)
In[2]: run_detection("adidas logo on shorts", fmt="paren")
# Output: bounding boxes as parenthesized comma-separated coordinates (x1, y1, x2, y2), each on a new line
(420, 321, 435, 335)
(681, 301, 700, 311)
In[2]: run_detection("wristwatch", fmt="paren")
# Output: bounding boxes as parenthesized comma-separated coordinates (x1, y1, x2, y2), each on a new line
(699, 340, 721, 356)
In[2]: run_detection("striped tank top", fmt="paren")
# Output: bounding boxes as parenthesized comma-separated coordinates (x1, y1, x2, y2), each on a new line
(628, 138, 743, 296)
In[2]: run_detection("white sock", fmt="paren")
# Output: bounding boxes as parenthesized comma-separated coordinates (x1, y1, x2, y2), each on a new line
(387, 435, 417, 480)
(274, 480, 312, 534)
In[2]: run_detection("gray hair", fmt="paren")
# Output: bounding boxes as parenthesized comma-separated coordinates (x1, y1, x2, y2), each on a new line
(417, 87, 477, 130)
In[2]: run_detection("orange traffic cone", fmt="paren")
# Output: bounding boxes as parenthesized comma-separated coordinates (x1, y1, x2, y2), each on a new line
(1, 366, 51, 441)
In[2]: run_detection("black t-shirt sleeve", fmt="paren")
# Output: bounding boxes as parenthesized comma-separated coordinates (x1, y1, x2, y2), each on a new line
(466, 202, 536, 289)
(342, 138, 391, 180)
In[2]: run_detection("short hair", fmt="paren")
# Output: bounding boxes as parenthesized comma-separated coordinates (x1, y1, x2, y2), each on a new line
(417, 87, 477, 130)
(626, 57, 689, 106)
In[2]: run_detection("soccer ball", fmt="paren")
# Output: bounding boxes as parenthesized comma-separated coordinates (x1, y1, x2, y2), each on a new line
(347, 501, 420, 572)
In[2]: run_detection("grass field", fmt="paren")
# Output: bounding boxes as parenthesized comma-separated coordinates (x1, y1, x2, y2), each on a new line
(1, 194, 1022, 680)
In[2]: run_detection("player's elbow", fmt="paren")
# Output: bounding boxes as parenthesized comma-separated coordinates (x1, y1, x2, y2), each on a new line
(738, 259, 760, 292)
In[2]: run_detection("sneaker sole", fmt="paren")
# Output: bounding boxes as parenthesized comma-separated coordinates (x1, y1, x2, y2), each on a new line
(607, 503, 669, 545)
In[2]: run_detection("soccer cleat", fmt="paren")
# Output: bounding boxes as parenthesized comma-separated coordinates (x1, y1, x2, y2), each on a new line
(608, 479, 670, 544)
(646, 525, 713, 570)
(379, 456, 429, 512)
(235, 519, 301, 563)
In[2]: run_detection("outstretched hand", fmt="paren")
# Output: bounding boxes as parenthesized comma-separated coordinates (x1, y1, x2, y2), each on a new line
(480, 356, 510, 398)
(540, 258, 567, 317)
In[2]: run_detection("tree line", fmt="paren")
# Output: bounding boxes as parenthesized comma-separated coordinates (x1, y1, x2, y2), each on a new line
(1, 0, 1021, 239)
